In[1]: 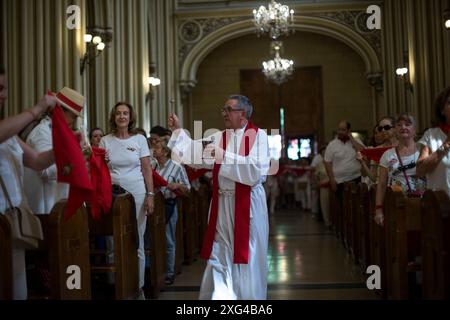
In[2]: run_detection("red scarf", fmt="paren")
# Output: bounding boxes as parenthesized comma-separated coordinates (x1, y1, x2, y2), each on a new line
(200, 122, 259, 264)
(438, 124, 450, 134)
(89, 147, 112, 219)
(360, 146, 392, 164)
(52, 106, 92, 221)
(338, 136, 350, 143)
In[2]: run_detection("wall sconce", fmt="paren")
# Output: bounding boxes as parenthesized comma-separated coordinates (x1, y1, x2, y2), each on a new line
(148, 76, 161, 99)
(80, 28, 113, 75)
(395, 51, 413, 92)
(444, 8, 450, 29)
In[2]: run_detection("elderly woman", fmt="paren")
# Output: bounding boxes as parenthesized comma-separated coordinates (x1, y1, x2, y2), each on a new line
(100, 102, 154, 299)
(374, 114, 426, 226)
(0, 66, 56, 299)
(152, 137, 190, 285)
(417, 87, 450, 196)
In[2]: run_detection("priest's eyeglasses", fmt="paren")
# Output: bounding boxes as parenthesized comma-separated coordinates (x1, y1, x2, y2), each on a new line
(221, 106, 245, 114)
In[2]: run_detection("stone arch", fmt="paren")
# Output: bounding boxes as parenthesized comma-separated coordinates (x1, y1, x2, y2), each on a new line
(180, 16, 381, 88)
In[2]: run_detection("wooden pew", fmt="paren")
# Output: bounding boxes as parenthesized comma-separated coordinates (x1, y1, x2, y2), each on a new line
(342, 182, 353, 250)
(183, 190, 197, 265)
(384, 188, 422, 299)
(175, 199, 184, 273)
(368, 184, 387, 299)
(421, 190, 450, 299)
(89, 194, 139, 300)
(0, 215, 13, 300)
(145, 193, 166, 298)
(35, 202, 91, 299)
(350, 182, 360, 263)
(357, 183, 371, 269)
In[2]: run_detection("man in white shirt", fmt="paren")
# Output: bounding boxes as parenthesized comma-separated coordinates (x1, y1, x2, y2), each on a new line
(324, 121, 363, 214)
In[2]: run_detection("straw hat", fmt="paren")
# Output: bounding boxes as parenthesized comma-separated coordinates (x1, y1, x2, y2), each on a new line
(54, 87, 85, 117)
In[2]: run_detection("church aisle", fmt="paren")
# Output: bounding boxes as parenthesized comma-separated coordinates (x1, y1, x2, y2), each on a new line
(156, 210, 378, 300)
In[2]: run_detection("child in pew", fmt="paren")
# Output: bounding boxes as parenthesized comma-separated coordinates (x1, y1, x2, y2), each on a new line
(0, 66, 58, 299)
(374, 114, 427, 227)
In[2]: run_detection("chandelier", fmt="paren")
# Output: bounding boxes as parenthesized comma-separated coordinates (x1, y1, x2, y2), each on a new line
(253, 0, 294, 39)
(262, 42, 294, 85)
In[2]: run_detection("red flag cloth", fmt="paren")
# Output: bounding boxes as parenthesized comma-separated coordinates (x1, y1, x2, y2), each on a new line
(89, 147, 112, 219)
(438, 124, 450, 134)
(361, 147, 392, 164)
(152, 170, 182, 197)
(185, 167, 210, 182)
(200, 122, 259, 264)
(153, 170, 168, 187)
(52, 106, 92, 220)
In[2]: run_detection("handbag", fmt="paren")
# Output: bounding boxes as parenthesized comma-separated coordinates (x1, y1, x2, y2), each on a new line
(394, 147, 424, 198)
(0, 166, 43, 250)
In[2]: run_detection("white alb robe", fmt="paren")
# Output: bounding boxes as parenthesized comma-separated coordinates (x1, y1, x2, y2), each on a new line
(169, 124, 270, 300)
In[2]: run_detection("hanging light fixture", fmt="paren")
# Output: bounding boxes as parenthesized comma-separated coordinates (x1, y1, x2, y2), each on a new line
(262, 41, 294, 85)
(444, 8, 450, 29)
(253, 0, 294, 39)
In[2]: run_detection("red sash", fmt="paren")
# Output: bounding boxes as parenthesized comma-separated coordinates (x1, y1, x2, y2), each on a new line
(200, 122, 259, 264)
(438, 124, 450, 135)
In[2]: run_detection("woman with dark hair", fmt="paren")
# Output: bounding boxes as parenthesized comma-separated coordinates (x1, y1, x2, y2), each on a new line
(417, 86, 450, 196)
(89, 127, 104, 148)
(357, 116, 397, 185)
(100, 102, 154, 299)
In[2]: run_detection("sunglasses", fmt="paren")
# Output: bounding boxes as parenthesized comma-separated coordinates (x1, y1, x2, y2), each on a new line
(377, 125, 393, 132)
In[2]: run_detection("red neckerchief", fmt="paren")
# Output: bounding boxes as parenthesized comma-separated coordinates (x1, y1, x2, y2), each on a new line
(200, 122, 259, 264)
(438, 124, 450, 134)
(338, 136, 349, 143)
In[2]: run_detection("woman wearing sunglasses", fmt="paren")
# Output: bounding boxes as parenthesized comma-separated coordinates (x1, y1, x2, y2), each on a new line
(374, 114, 426, 226)
(357, 116, 398, 185)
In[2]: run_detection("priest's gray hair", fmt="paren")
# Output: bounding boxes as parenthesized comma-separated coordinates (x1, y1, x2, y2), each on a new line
(228, 94, 253, 119)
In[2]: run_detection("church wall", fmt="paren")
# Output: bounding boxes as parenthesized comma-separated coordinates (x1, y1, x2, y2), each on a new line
(191, 32, 374, 142)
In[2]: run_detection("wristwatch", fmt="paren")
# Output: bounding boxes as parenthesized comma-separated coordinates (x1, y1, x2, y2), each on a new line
(437, 144, 449, 156)
(146, 191, 155, 197)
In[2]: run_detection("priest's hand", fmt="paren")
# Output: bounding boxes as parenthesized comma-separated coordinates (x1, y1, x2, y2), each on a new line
(168, 113, 181, 131)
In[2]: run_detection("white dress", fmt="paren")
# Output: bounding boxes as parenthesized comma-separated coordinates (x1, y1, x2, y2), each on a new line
(169, 125, 271, 300)
(100, 133, 151, 289)
(24, 116, 69, 214)
(0, 136, 27, 299)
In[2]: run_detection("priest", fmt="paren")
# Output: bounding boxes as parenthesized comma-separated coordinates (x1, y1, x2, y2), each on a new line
(168, 95, 271, 300)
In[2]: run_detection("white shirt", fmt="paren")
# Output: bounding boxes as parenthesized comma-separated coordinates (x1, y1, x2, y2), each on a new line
(100, 134, 150, 195)
(0, 137, 23, 213)
(324, 138, 361, 184)
(379, 147, 426, 194)
(418, 127, 450, 195)
(24, 117, 69, 214)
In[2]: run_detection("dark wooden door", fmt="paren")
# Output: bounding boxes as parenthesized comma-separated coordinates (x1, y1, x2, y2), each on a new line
(240, 67, 324, 145)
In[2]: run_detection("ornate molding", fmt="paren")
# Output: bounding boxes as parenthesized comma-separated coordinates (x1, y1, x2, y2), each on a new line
(367, 72, 384, 93)
(310, 10, 382, 56)
(178, 17, 248, 66)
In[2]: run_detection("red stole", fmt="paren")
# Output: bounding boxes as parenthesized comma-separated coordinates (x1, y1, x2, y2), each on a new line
(438, 124, 450, 135)
(200, 122, 259, 264)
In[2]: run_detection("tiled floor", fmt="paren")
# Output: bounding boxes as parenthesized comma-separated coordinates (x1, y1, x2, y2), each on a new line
(157, 210, 378, 300)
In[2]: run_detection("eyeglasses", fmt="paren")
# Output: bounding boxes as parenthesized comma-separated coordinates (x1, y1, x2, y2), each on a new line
(377, 125, 393, 132)
(221, 106, 245, 114)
